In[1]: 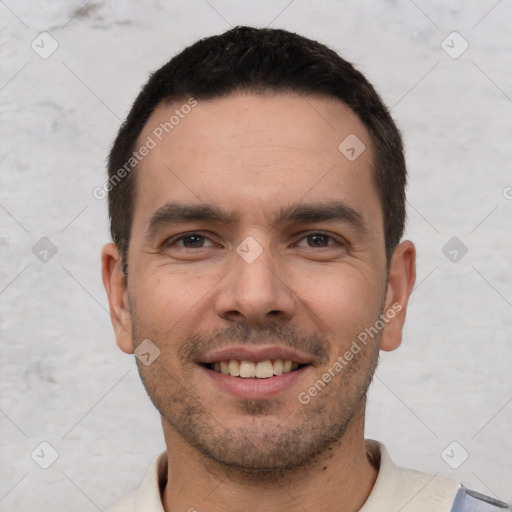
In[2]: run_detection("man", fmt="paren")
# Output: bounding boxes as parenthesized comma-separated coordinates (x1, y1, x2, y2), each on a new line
(101, 26, 509, 511)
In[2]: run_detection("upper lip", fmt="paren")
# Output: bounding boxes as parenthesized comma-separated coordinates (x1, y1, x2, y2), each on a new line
(197, 345, 312, 365)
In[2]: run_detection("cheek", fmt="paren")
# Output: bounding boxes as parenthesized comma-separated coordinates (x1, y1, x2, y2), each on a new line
(292, 264, 383, 332)
(130, 265, 222, 332)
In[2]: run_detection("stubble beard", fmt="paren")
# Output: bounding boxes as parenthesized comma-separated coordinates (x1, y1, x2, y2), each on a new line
(132, 317, 381, 479)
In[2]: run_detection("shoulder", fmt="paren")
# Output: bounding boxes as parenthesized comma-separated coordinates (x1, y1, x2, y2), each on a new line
(363, 440, 460, 511)
(363, 440, 510, 512)
(104, 450, 168, 512)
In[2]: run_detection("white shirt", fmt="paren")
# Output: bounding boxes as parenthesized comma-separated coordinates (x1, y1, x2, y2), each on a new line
(106, 440, 462, 512)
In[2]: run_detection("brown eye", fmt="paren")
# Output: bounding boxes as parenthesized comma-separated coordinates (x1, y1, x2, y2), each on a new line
(307, 234, 331, 247)
(167, 233, 216, 249)
(180, 235, 206, 248)
(296, 232, 339, 248)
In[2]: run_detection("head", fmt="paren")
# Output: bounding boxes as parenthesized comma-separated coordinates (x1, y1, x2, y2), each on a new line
(107, 26, 407, 272)
(102, 26, 415, 476)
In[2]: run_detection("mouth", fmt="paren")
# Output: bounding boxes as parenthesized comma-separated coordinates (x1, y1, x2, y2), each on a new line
(202, 359, 309, 379)
(196, 345, 314, 399)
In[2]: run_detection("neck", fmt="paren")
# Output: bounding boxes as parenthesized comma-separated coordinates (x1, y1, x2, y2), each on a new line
(161, 401, 378, 512)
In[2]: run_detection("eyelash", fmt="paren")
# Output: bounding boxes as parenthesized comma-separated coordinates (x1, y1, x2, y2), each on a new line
(166, 231, 345, 249)
(168, 232, 217, 248)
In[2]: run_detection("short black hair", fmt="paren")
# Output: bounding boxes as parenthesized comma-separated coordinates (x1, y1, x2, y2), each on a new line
(107, 26, 406, 270)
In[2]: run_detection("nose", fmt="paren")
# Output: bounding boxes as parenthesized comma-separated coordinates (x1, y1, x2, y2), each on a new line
(214, 241, 297, 326)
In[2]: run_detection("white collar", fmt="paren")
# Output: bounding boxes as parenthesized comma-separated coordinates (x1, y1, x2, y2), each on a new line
(108, 440, 460, 512)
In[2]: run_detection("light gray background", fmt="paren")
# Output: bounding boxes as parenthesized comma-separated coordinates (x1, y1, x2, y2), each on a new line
(1, 1, 511, 510)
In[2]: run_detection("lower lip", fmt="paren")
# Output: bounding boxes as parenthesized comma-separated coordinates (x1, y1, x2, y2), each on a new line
(200, 365, 310, 399)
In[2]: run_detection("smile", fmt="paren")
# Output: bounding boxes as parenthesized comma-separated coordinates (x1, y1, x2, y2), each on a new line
(204, 359, 306, 378)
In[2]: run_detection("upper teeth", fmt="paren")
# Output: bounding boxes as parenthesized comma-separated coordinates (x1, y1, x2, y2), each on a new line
(212, 359, 299, 378)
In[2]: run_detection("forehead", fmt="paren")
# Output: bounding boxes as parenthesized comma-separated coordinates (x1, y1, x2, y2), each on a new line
(133, 92, 381, 233)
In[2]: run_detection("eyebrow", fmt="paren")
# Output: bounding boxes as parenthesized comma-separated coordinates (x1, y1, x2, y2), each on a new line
(145, 203, 239, 238)
(145, 200, 368, 238)
(272, 201, 367, 234)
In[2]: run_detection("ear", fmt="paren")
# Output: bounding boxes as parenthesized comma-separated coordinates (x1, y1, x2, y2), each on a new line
(101, 243, 134, 354)
(380, 240, 416, 352)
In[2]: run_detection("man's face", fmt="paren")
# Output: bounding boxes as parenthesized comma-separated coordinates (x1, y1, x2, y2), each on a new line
(107, 92, 405, 473)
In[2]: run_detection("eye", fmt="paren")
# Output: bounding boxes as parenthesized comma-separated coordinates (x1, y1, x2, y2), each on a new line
(167, 233, 216, 249)
(296, 232, 340, 248)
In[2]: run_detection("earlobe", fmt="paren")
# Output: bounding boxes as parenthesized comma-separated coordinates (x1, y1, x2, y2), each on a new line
(101, 243, 134, 354)
(380, 240, 416, 352)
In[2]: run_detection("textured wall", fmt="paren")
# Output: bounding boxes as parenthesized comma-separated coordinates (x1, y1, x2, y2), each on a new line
(1, 1, 511, 510)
